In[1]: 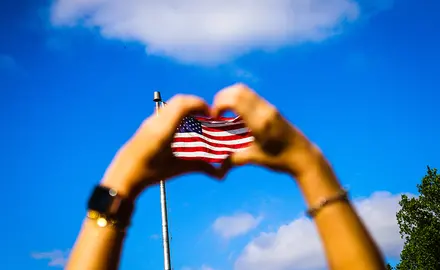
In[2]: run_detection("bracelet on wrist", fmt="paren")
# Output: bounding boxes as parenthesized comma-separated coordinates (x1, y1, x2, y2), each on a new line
(87, 185, 134, 231)
(306, 189, 349, 218)
(87, 210, 128, 231)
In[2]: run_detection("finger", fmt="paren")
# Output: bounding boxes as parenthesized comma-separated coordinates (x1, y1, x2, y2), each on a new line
(219, 147, 255, 174)
(211, 84, 276, 131)
(227, 146, 287, 173)
(175, 158, 228, 180)
(228, 145, 261, 166)
(161, 94, 210, 131)
(211, 83, 254, 118)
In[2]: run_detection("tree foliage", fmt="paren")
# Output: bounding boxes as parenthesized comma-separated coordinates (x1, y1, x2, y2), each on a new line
(395, 167, 440, 270)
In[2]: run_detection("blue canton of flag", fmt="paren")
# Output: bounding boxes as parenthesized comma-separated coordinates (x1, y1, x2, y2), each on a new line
(177, 116, 203, 135)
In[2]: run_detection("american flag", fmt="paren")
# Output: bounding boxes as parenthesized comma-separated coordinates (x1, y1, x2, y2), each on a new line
(172, 115, 254, 163)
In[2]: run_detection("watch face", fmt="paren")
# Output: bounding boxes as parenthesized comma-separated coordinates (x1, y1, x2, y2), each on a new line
(88, 186, 114, 213)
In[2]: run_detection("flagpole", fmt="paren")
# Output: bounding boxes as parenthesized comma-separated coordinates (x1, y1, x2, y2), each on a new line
(153, 91, 172, 270)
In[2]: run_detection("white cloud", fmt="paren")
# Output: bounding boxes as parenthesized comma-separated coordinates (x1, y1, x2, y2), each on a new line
(31, 249, 70, 268)
(182, 265, 215, 270)
(213, 212, 262, 239)
(234, 191, 409, 270)
(201, 265, 215, 270)
(50, 0, 363, 64)
(231, 67, 259, 84)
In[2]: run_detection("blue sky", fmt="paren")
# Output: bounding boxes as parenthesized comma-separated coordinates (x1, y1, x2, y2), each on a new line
(1, 0, 439, 269)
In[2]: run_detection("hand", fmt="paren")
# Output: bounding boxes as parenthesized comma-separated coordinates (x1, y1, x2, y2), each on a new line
(101, 95, 224, 200)
(211, 84, 323, 177)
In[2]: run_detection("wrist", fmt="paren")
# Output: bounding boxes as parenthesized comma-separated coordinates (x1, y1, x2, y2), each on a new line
(87, 185, 135, 231)
(286, 143, 325, 178)
(292, 148, 344, 206)
(100, 177, 140, 202)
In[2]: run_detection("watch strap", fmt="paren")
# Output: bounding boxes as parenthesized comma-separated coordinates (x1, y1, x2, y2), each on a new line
(87, 185, 134, 230)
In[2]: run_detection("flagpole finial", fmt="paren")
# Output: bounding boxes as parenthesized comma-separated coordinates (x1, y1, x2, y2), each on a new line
(153, 91, 162, 102)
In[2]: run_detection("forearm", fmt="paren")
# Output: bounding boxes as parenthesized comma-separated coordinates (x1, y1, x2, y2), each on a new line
(295, 152, 385, 270)
(66, 178, 136, 270)
(66, 218, 127, 270)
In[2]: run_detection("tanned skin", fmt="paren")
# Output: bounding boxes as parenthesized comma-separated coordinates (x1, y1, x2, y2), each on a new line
(66, 84, 386, 270)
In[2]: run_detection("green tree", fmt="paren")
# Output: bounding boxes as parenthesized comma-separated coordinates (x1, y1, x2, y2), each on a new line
(386, 263, 394, 270)
(395, 167, 440, 270)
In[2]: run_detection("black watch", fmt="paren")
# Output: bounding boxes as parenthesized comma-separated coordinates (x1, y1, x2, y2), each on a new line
(87, 185, 134, 229)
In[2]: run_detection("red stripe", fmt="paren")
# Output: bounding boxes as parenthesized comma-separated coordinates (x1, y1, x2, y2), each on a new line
(201, 123, 247, 132)
(175, 127, 251, 141)
(195, 116, 240, 122)
(195, 131, 251, 141)
(173, 137, 251, 149)
(174, 156, 225, 163)
(172, 147, 234, 155)
(172, 143, 252, 155)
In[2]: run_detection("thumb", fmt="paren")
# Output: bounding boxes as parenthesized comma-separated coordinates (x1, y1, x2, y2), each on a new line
(228, 145, 260, 166)
(175, 159, 227, 180)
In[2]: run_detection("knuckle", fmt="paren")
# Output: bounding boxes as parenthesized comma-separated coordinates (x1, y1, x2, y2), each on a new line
(228, 85, 249, 105)
(232, 83, 250, 96)
(168, 94, 206, 117)
(234, 83, 250, 92)
(169, 94, 199, 112)
(215, 84, 252, 109)
(254, 105, 279, 131)
(266, 105, 279, 119)
(169, 94, 187, 106)
(186, 95, 204, 106)
(233, 84, 260, 105)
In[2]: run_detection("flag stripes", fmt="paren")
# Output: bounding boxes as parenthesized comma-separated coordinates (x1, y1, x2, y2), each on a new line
(172, 116, 253, 163)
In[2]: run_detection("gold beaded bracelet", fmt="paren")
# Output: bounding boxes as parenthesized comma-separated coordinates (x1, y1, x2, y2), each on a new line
(87, 210, 127, 232)
(306, 189, 349, 218)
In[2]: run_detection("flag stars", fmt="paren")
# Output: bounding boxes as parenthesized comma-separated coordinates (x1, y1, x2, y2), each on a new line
(177, 116, 203, 134)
